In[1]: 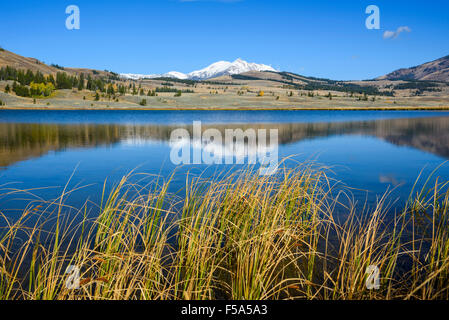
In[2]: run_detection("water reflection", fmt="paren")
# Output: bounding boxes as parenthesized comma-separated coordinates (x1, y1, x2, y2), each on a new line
(1, 116, 449, 168)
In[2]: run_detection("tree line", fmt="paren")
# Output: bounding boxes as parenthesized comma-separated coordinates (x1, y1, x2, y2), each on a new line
(0, 66, 126, 98)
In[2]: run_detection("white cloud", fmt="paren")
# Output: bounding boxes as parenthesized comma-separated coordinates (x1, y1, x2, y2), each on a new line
(383, 26, 411, 39)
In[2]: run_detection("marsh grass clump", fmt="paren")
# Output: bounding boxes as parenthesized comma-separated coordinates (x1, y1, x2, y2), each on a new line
(0, 164, 449, 300)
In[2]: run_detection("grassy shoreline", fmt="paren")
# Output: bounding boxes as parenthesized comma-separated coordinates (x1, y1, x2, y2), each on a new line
(2, 86, 449, 111)
(0, 165, 448, 300)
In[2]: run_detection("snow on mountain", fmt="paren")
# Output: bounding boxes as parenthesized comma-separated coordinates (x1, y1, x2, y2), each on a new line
(120, 73, 155, 80)
(188, 59, 276, 80)
(119, 71, 188, 80)
(120, 59, 276, 80)
(164, 71, 188, 79)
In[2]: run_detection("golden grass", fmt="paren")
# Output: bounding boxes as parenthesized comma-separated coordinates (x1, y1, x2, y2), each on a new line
(0, 164, 448, 300)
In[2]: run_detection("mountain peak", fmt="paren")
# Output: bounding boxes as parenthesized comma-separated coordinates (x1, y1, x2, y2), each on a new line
(120, 58, 277, 81)
(187, 58, 276, 80)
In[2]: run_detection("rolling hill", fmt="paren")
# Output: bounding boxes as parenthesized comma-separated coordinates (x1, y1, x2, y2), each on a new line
(0, 48, 117, 79)
(377, 55, 449, 81)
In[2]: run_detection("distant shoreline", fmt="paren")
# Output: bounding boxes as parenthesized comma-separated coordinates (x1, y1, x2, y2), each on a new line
(2, 105, 449, 111)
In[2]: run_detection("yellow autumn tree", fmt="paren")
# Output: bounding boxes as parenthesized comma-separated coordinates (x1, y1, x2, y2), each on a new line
(30, 82, 55, 97)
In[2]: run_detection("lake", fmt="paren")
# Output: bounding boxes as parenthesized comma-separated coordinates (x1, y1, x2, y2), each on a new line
(1, 109, 449, 217)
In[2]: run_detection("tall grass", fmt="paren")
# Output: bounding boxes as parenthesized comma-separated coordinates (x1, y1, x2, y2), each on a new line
(0, 164, 448, 300)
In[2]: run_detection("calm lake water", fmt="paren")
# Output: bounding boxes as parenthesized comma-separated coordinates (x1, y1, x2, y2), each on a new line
(1, 109, 449, 217)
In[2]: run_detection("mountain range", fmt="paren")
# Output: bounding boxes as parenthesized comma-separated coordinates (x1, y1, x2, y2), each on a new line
(1, 48, 448, 83)
(120, 58, 277, 80)
(121, 55, 449, 82)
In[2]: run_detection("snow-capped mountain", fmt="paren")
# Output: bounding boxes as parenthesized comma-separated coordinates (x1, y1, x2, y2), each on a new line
(119, 73, 153, 80)
(164, 71, 189, 80)
(187, 58, 276, 80)
(120, 59, 276, 80)
(119, 71, 188, 80)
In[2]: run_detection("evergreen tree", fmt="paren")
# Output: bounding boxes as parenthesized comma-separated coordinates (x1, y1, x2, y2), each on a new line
(56, 72, 72, 89)
(86, 75, 93, 91)
(47, 74, 56, 86)
(78, 74, 85, 91)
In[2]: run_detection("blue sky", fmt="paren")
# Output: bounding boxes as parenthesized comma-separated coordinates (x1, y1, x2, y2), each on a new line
(1, 0, 448, 80)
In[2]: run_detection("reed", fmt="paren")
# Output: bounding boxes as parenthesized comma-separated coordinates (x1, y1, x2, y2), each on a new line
(0, 163, 448, 300)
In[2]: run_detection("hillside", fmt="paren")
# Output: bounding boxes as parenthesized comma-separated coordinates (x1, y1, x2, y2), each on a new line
(0, 48, 116, 79)
(377, 55, 449, 81)
(0, 49, 57, 74)
(220, 71, 395, 96)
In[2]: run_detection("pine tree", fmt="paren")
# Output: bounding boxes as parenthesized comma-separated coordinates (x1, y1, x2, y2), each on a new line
(47, 74, 56, 86)
(86, 75, 93, 91)
(78, 74, 85, 91)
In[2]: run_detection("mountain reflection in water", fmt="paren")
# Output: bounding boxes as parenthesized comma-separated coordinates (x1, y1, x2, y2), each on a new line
(1, 116, 449, 168)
